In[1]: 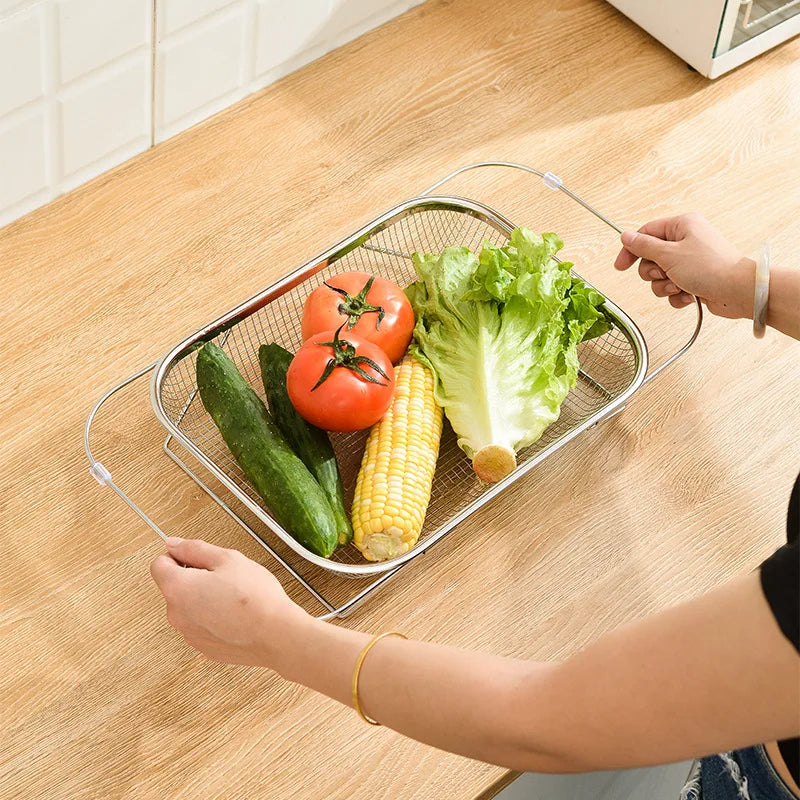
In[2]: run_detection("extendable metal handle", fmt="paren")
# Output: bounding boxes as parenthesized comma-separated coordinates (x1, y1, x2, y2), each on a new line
(85, 366, 339, 606)
(84, 365, 399, 621)
(422, 161, 623, 232)
(641, 301, 703, 385)
(419, 160, 703, 385)
(85, 362, 169, 541)
(85, 361, 321, 573)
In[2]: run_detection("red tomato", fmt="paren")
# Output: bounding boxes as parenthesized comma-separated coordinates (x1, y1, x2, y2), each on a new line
(301, 271, 415, 363)
(287, 329, 395, 432)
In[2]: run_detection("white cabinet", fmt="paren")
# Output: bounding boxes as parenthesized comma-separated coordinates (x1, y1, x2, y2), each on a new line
(606, 0, 800, 78)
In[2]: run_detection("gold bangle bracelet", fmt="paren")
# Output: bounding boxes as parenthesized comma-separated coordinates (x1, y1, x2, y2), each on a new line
(351, 631, 407, 725)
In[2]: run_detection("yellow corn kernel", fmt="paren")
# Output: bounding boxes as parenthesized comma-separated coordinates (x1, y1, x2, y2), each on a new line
(352, 355, 443, 562)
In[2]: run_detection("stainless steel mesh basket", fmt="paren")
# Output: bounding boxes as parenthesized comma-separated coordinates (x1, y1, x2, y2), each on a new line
(87, 162, 702, 612)
(153, 206, 646, 575)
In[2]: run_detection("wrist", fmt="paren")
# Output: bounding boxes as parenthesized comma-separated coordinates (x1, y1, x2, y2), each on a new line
(264, 605, 318, 678)
(271, 613, 372, 709)
(730, 256, 757, 320)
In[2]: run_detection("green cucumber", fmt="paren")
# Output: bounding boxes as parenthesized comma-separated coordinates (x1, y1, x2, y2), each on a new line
(259, 343, 353, 546)
(195, 342, 338, 558)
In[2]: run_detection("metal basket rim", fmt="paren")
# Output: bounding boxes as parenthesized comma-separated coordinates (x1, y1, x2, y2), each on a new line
(149, 194, 649, 575)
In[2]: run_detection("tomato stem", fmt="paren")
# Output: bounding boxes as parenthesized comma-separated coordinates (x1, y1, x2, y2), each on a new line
(322, 274, 386, 330)
(312, 325, 389, 390)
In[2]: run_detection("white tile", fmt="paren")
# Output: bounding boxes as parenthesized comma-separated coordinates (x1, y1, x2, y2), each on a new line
(56, 0, 150, 84)
(254, 0, 329, 77)
(327, 0, 380, 35)
(58, 135, 148, 193)
(158, 0, 237, 37)
(0, 188, 52, 227)
(156, 8, 246, 130)
(327, 0, 417, 40)
(0, 0, 44, 15)
(247, 39, 327, 97)
(59, 52, 149, 176)
(0, 6, 44, 116)
(0, 108, 48, 210)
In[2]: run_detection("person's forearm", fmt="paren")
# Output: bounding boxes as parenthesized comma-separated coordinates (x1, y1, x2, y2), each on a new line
(277, 615, 567, 771)
(273, 573, 799, 774)
(767, 265, 800, 340)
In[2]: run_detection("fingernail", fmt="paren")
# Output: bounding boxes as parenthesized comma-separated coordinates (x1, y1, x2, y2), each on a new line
(649, 269, 662, 280)
(166, 537, 183, 547)
(665, 282, 677, 294)
(621, 231, 635, 245)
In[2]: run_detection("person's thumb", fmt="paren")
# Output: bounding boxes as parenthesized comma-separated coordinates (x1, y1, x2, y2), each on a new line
(150, 552, 183, 592)
(165, 537, 229, 570)
(620, 230, 673, 264)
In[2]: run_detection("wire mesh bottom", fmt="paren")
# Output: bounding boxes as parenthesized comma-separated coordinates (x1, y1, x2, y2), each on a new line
(156, 202, 640, 573)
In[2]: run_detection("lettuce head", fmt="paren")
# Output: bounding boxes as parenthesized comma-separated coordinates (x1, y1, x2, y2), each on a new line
(406, 227, 609, 483)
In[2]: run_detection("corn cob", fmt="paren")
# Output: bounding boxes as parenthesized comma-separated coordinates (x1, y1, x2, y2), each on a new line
(352, 354, 443, 562)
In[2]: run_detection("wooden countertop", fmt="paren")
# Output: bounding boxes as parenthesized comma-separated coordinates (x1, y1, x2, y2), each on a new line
(3, 1, 799, 797)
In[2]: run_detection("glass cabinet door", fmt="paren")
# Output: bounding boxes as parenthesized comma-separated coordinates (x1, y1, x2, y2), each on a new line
(716, 0, 800, 54)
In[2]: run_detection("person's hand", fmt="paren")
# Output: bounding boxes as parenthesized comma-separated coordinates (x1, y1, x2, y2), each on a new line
(614, 213, 755, 319)
(150, 538, 309, 670)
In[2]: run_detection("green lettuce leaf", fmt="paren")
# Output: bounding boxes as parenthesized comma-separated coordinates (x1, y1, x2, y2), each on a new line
(406, 227, 609, 481)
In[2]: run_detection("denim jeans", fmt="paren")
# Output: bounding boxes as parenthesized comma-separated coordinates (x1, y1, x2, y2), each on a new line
(681, 746, 798, 800)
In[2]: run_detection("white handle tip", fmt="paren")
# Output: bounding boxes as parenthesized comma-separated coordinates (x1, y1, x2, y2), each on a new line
(90, 462, 112, 485)
(542, 171, 562, 191)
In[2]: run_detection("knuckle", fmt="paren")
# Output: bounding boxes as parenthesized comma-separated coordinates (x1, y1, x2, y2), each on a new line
(152, 573, 174, 599)
(150, 554, 168, 578)
(683, 212, 703, 226)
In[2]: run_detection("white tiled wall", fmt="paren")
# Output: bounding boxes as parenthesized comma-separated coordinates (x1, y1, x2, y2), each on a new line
(0, 0, 152, 226)
(152, 0, 425, 143)
(0, 0, 425, 228)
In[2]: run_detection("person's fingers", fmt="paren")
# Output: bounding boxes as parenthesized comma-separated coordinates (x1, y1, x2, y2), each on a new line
(165, 538, 229, 570)
(670, 292, 694, 308)
(651, 279, 681, 298)
(635, 218, 679, 240)
(638, 259, 666, 282)
(620, 230, 675, 263)
(615, 217, 686, 271)
(150, 553, 183, 593)
(614, 246, 639, 271)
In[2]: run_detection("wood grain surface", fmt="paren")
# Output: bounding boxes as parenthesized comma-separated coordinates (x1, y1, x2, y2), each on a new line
(2, 0, 799, 798)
